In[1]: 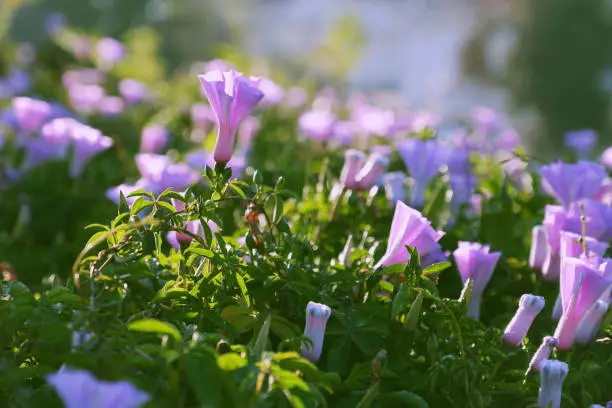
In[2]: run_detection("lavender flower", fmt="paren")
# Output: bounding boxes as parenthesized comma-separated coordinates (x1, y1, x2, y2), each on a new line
(601, 146, 612, 169)
(298, 109, 336, 142)
(257, 77, 285, 107)
(503, 294, 545, 346)
(354, 153, 389, 190)
(375, 201, 445, 268)
(539, 161, 606, 208)
(198, 70, 264, 163)
(96, 37, 126, 70)
(70, 124, 113, 177)
(454, 242, 502, 320)
(529, 336, 558, 373)
(541, 205, 567, 282)
(537, 360, 568, 408)
(190, 103, 216, 130)
(301, 302, 331, 363)
(98, 96, 125, 116)
(11, 97, 52, 133)
(47, 368, 150, 408)
(119, 79, 149, 104)
(382, 172, 406, 206)
(67, 83, 106, 115)
(529, 226, 548, 270)
(339, 149, 367, 190)
(449, 174, 477, 212)
(564, 129, 597, 159)
(135, 154, 200, 195)
(559, 231, 609, 261)
(140, 124, 169, 154)
(554, 257, 612, 349)
(396, 139, 445, 208)
(562, 199, 612, 242)
(284, 86, 308, 109)
(574, 299, 609, 345)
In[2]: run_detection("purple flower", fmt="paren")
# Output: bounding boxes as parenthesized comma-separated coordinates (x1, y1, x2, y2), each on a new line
(140, 124, 169, 153)
(67, 83, 106, 115)
(70, 124, 113, 177)
(472, 106, 499, 135)
(382, 172, 406, 206)
(11, 97, 52, 133)
(284, 86, 308, 109)
(96, 37, 126, 69)
(443, 146, 471, 175)
(559, 231, 609, 261)
(497, 128, 521, 151)
(562, 199, 612, 242)
(350, 101, 395, 137)
(301, 301, 331, 363)
(529, 336, 558, 373)
(601, 146, 612, 169)
(332, 121, 358, 146)
(375, 201, 445, 268)
(503, 294, 545, 346)
(595, 178, 612, 205)
(237, 116, 260, 153)
(135, 154, 200, 194)
(98, 96, 125, 116)
(355, 153, 389, 190)
(574, 299, 609, 345)
(564, 129, 597, 159)
(198, 70, 264, 163)
(396, 139, 445, 208)
(530, 226, 549, 271)
(537, 360, 568, 408)
(185, 149, 246, 179)
(454, 242, 501, 320)
(257, 77, 285, 107)
(298, 109, 336, 142)
(119, 79, 149, 104)
(449, 174, 477, 212)
(190, 103, 216, 130)
(554, 257, 612, 349)
(62, 69, 105, 88)
(46, 368, 150, 408)
(339, 149, 367, 189)
(539, 161, 606, 208)
(541, 205, 567, 281)
(408, 111, 438, 133)
(22, 138, 64, 170)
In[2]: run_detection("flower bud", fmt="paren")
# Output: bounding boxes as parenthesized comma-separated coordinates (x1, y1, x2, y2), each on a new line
(529, 336, 558, 372)
(340, 149, 367, 189)
(552, 292, 563, 321)
(574, 300, 609, 345)
(382, 172, 406, 206)
(537, 359, 568, 408)
(503, 294, 545, 346)
(355, 154, 389, 190)
(529, 226, 548, 270)
(301, 302, 331, 363)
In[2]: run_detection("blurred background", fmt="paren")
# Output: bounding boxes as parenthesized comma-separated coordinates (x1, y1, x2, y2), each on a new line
(5, 0, 612, 151)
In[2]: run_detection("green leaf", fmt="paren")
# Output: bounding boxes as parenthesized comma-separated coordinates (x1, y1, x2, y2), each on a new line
(379, 264, 406, 276)
(131, 197, 154, 215)
(126, 189, 155, 199)
(229, 182, 247, 199)
(128, 319, 182, 342)
(252, 313, 272, 358)
(422, 262, 451, 277)
(375, 391, 429, 408)
(156, 200, 176, 213)
(356, 382, 380, 408)
(404, 290, 424, 331)
(218, 353, 247, 371)
(187, 247, 216, 259)
(185, 350, 224, 407)
(391, 283, 411, 320)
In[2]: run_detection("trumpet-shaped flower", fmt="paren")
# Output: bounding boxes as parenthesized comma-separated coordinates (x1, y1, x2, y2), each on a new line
(140, 124, 169, 153)
(396, 139, 445, 208)
(562, 199, 612, 242)
(559, 231, 609, 261)
(375, 201, 445, 268)
(529, 226, 548, 270)
(574, 300, 609, 345)
(601, 147, 612, 169)
(564, 129, 597, 159)
(355, 153, 389, 190)
(96, 37, 126, 69)
(70, 124, 113, 177)
(134, 154, 200, 195)
(541, 205, 567, 281)
(299, 109, 336, 141)
(382, 172, 406, 206)
(47, 368, 149, 408)
(198, 70, 264, 163)
(119, 79, 149, 104)
(537, 360, 568, 408)
(301, 301, 331, 363)
(449, 174, 476, 212)
(454, 242, 501, 320)
(539, 161, 606, 208)
(529, 336, 558, 372)
(11, 97, 52, 133)
(339, 149, 367, 190)
(503, 294, 545, 346)
(554, 257, 612, 349)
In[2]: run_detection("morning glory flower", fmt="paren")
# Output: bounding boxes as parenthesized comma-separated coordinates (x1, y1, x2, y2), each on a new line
(382, 172, 406, 206)
(11, 97, 52, 133)
(96, 37, 126, 70)
(354, 153, 389, 190)
(554, 256, 612, 349)
(198, 70, 264, 163)
(339, 149, 367, 190)
(539, 161, 606, 208)
(299, 109, 336, 142)
(396, 139, 445, 208)
(503, 294, 545, 346)
(70, 124, 113, 177)
(559, 231, 609, 261)
(564, 129, 597, 159)
(454, 242, 501, 320)
(529, 226, 548, 271)
(140, 124, 169, 154)
(529, 336, 558, 373)
(574, 299, 609, 345)
(119, 79, 149, 105)
(562, 199, 612, 242)
(375, 201, 445, 268)
(301, 301, 332, 363)
(601, 146, 612, 169)
(537, 360, 568, 408)
(47, 368, 150, 408)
